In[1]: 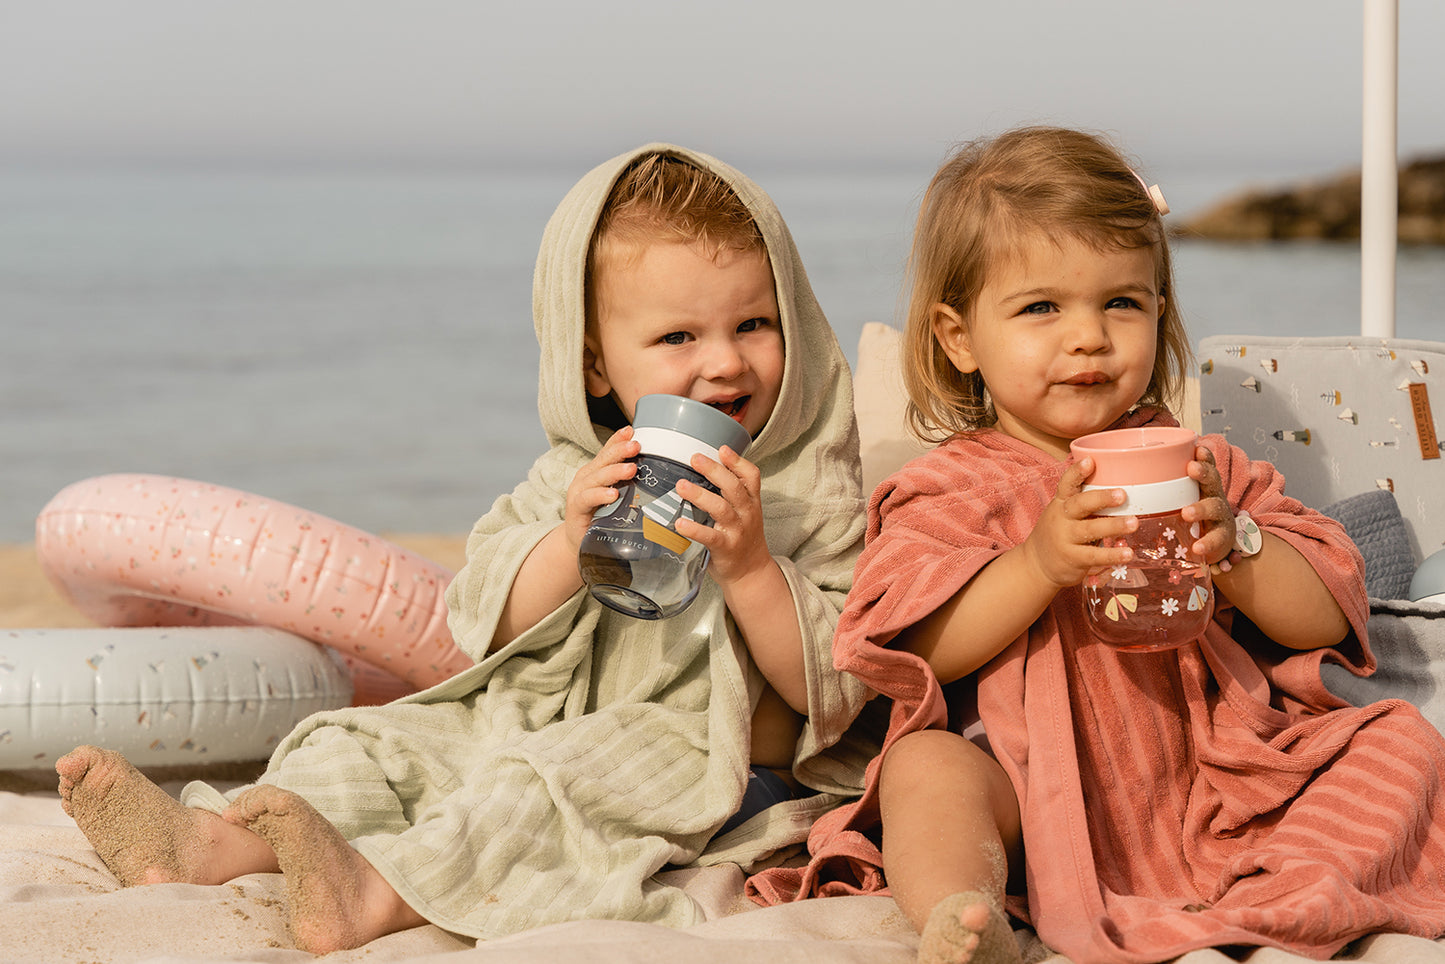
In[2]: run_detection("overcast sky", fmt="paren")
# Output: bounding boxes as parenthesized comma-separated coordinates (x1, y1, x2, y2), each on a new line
(3, 1, 1442, 187)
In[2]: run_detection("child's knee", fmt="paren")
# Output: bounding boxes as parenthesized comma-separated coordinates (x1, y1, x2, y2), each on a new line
(882, 730, 1017, 826)
(882, 729, 989, 785)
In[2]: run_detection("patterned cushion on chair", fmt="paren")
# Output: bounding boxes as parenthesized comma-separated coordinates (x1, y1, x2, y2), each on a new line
(1198, 335, 1445, 565)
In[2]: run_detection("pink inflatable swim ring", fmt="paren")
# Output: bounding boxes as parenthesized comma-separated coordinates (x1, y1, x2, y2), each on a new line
(34, 474, 475, 705)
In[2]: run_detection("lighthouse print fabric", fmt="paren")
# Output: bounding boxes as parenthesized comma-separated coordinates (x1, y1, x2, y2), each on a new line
(1199, 334, 1444, 560)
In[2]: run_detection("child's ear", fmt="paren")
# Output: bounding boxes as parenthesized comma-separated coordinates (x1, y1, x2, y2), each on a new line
(930, 303, 979, 374)
(582, 331, 611, 398)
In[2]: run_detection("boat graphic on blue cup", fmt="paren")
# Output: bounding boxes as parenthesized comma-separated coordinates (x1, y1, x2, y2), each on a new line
(578, 394, 752, 619)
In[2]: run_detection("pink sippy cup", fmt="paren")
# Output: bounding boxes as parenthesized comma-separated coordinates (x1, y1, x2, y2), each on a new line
(1071, 426, 1212, 653)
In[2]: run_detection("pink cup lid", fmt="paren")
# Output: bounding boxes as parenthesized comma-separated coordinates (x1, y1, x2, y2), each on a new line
(1070, 427, 1197, 486)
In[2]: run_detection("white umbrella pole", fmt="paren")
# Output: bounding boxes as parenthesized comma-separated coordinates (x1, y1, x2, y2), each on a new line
(1361, 0, 1398, 338)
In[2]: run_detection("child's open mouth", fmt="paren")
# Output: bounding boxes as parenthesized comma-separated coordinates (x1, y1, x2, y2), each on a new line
(708, 396, 749, 422)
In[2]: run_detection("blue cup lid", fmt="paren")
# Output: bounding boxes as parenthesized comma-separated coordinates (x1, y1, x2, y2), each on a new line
(633, 395, 751, 456)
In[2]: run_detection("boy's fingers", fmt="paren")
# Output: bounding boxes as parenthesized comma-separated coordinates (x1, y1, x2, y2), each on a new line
(580, 460, 635, 496)
(688, 452, 745, 498)
(717, 446, 760, 485)
(676, 479, 728, 522)
(608, 435, 641, 460)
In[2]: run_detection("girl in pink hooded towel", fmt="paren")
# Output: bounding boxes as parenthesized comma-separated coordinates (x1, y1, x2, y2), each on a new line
(748, 126, 1445, 964)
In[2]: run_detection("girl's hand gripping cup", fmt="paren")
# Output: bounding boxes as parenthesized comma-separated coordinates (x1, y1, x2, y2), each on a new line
(1071, 427, 1213, 652)
(578, 394, 752, 619)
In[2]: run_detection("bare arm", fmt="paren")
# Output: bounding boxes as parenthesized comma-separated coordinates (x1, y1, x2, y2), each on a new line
(675, 446, 807, 712)
(490, 526, 583, 649)
(491, 428, 640, 650)
(900, 458, 1136, 685)
(1181, 445, 1350, 651)
(901, 542, 1064, 685)
(1210, 533, 1351, 649)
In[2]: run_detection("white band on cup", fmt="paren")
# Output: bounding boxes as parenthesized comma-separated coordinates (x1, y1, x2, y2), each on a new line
(633, 426, 720, 466)
(1084, 476, 1200, 516)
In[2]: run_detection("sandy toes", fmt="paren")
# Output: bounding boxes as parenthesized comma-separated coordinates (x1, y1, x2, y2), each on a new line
(225, 784, 424, 954)
(56, 744, 226, 886)
(918, 891, 1022, 964)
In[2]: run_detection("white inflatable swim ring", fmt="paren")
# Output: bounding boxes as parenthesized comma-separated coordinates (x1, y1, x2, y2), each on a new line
(0, 626, 353, 768)
(35, 474, 475, 706)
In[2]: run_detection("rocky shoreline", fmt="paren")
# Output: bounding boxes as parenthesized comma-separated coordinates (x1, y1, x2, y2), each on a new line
(1180, 154, 1445, 244)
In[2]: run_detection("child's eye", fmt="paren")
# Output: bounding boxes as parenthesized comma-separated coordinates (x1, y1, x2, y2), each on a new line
(661, 331, 691, 346)
(1020, 301, 1055, 316)
(1106, 297, 1143, 311)
(737, 317, 773, 333)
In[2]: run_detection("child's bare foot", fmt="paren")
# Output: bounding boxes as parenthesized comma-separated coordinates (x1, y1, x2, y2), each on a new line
(225, 784, 427, 954)
(56, 744, 273, 886)
(918, 891, 1021, 964)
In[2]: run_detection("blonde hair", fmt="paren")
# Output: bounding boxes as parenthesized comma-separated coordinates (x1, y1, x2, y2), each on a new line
(902, 126, 1191, 441)
(588, 153, 764, 285)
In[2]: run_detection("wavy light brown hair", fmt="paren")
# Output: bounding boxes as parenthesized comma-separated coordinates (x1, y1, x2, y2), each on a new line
(588, 153, 765, 279)
(902, 126, 1191, 441)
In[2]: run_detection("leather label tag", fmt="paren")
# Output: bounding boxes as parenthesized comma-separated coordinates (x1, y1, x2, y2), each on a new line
(1409, 383, 1440, 460)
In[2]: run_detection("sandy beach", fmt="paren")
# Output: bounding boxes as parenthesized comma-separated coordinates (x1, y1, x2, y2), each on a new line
(0, 534, 470, 629)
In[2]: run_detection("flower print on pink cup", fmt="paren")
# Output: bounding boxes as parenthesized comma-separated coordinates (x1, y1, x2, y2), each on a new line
(1071, 426, 1212, 652)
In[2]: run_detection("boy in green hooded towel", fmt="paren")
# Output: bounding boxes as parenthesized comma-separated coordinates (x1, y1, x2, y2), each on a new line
(56, 144, 877, 952)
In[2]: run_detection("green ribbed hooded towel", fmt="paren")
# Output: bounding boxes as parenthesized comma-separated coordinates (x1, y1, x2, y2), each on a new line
(182, 143, 876, 939)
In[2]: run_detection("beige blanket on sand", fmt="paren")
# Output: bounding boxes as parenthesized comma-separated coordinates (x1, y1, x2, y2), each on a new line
(8, 776, 1445, 962)
(177, 143, 879, 940)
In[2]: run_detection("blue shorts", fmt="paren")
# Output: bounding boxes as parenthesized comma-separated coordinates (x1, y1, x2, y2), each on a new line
(717, 765, 796, 836)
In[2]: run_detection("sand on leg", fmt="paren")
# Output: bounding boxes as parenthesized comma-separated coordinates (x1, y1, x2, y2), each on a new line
(879, 729, 1023, 964)
(225, 783, 427, 954)
(917, 891, 1022, 964)
(56, 744, 279, 886)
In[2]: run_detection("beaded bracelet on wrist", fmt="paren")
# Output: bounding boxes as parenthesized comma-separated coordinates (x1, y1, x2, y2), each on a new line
(1209, 551, 1243, 575)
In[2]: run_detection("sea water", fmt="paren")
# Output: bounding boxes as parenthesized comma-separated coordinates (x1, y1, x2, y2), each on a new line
(3, 165, 1444, 543)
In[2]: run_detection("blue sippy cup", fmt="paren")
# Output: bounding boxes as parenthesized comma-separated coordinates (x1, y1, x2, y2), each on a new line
(578, 394, 751, 619)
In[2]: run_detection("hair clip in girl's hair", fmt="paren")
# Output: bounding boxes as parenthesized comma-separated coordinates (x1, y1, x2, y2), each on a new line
(1130, 170, 1170, 217)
